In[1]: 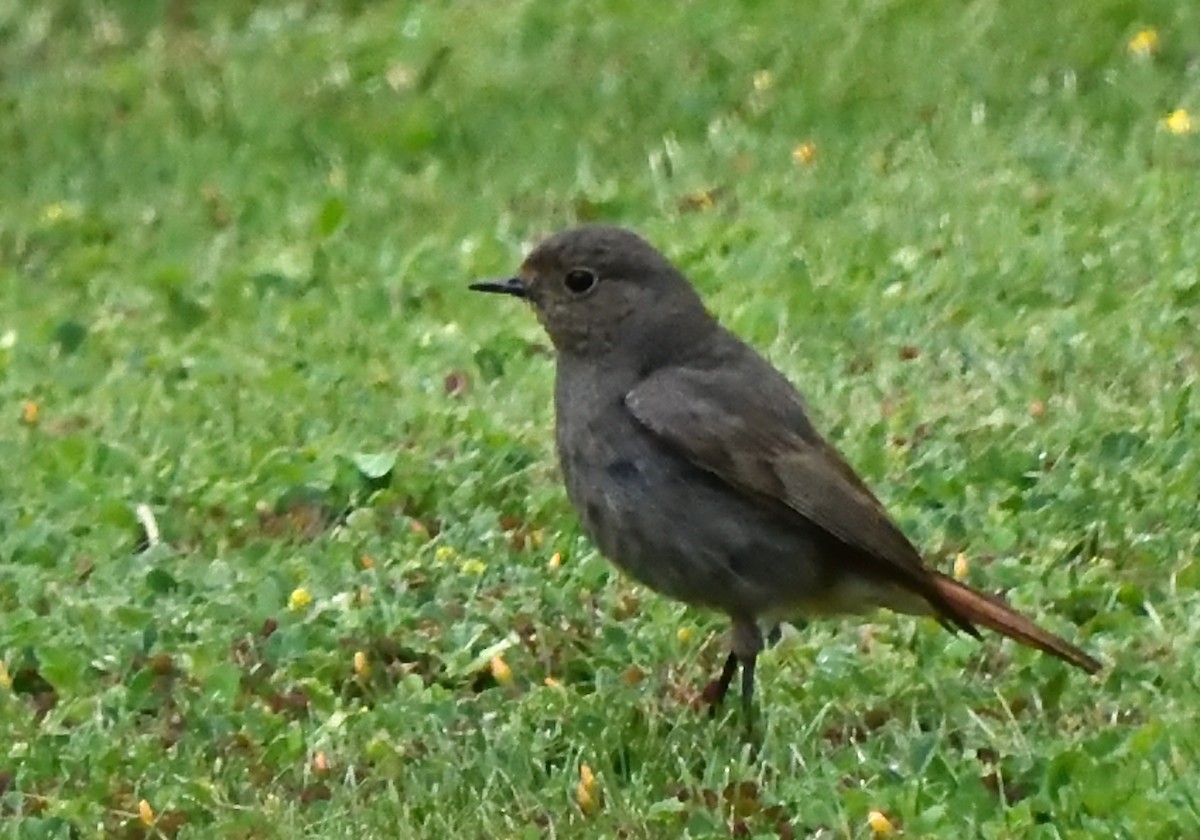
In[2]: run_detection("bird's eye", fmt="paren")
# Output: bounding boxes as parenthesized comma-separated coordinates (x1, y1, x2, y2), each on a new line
(564, 268, 597, 295)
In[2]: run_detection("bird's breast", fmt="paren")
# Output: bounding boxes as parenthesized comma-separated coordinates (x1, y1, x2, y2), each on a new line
(550, 363, 864, 620)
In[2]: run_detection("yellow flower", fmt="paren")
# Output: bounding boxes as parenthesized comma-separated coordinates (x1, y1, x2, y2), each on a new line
(576, 764, 599, 814)
(435, 545, 458, 562)
(953, 553, 969, 581)
(677, 627, 692, 642)
(548, 551, 562, 570)
(461, 558, 486, 575)
(353, 650, 370, 677)
(792, 142, 818, 166)
(1127, 28, 1159, 57)
(543, 676, 563, 689)
(288, 587, 313, 611)
(490, 655, 513, 687)
(752, 70, 774, 92)
(20, 401, 38, 426)
(40, 202, 76, 224)
(867, 809, 894, 836)
(1162, 109, 1194, 135)
(678, 188, 722, 214)
(0, 661, 10, 689)
(138, 800, 155, 826)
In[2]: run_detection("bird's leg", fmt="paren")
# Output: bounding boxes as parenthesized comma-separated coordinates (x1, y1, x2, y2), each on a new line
(702, 618, 765, 728)
(702, 651, 739, 713)
(740, 652, 757, 723)
(730, 617, 765, 732)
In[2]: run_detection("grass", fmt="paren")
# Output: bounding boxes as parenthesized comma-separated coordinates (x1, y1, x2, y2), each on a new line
(2, 0, 1199, 836)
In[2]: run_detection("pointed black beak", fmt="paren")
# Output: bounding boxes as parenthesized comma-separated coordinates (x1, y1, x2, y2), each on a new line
(468, 277, 528, 298)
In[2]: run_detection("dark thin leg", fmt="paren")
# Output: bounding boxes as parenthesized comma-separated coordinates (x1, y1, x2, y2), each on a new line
(740, 652, 757, 727)
(716, 651, 739, 700)
(703, 651, 740, 713)
(730, 617, 765, 734)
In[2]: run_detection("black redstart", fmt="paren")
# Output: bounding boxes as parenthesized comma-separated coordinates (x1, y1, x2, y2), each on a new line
(471, 225, 1100, 725)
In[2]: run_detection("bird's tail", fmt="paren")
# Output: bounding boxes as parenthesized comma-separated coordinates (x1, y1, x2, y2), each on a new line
(929, 572, 1102, 674)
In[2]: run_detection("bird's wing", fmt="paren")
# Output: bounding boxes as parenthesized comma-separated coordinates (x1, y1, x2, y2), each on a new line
(624, 362, 944, 603)
(625, 361, 1104, 674)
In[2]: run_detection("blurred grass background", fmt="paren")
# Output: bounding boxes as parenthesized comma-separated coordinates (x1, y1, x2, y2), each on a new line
(2, 1, 1198, 837)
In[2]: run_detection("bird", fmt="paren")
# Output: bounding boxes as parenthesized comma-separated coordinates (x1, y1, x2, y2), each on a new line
(470, 224, 1101, 726)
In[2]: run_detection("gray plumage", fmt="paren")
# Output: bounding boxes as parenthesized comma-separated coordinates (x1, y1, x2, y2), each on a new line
(471, 224, 1100, 726)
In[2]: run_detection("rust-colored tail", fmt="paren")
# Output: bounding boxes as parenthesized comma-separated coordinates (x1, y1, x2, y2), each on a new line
(930, 572, 1102, 674)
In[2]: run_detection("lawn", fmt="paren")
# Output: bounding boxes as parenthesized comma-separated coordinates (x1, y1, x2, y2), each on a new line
(2, 1, 1199, 837)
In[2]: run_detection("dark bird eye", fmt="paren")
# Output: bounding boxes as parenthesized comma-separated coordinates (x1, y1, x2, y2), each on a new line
(564, 268, 597, 294)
